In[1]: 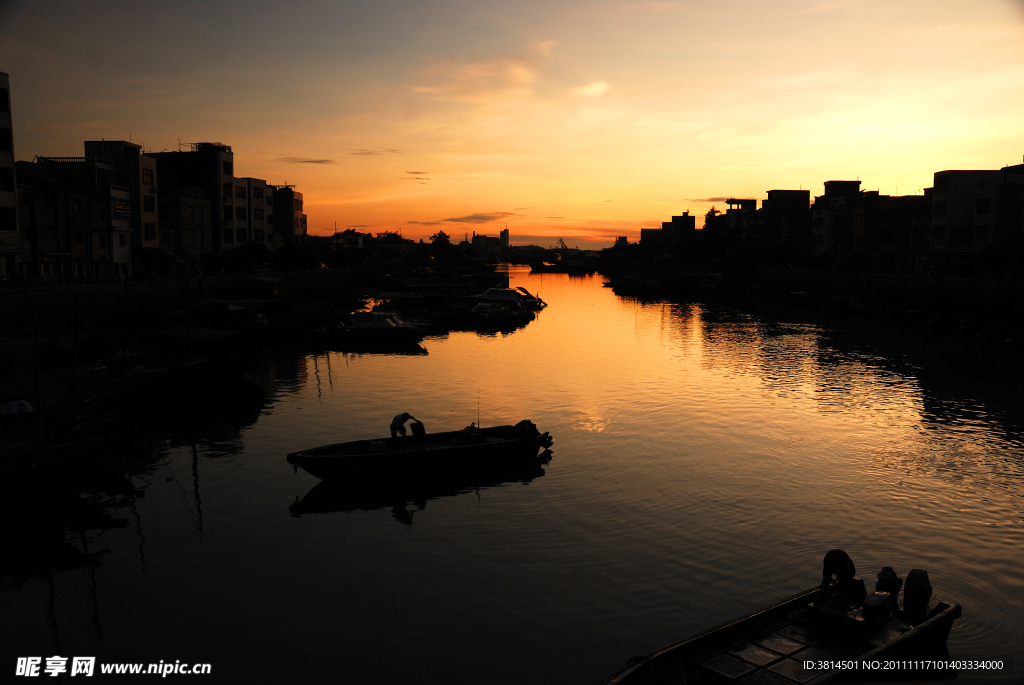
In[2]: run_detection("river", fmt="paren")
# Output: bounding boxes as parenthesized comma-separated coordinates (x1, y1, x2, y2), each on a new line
(5, 268, 1022, 683)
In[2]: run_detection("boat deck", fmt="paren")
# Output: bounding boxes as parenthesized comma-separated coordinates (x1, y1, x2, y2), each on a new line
(603, 588, 961, 685)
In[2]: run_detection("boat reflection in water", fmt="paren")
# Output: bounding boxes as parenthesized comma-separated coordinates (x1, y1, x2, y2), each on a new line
(290, 451, 552, 525)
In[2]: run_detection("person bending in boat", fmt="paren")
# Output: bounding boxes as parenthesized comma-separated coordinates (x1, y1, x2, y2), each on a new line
(390, 412, 419, 438)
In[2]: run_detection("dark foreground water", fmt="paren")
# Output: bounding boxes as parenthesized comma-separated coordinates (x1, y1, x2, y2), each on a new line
(5, 269, 1023, 683)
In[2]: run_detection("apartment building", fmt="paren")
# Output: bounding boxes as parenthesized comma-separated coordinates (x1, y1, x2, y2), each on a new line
(150, 143, 235, 254)
(0, 72, 20, 277)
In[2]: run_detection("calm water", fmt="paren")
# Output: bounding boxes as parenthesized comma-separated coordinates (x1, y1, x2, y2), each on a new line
(5, 269, 1023, 683)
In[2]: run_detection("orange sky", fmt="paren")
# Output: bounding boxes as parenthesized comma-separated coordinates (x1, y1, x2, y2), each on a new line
(2, 0, 1024, 248)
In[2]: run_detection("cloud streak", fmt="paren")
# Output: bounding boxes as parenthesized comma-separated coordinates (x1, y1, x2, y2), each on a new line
(570, 81, 610, 98)
(280, 157, 336, 164)
(349, 148, 402, 155)
(442, 211, 518, 224)
(411, 42, 554, 104)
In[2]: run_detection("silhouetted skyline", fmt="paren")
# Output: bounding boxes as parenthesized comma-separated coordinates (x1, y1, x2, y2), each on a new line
(2, 0, 1023, 244)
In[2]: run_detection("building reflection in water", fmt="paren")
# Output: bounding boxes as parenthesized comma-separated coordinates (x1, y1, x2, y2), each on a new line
(623, 296, 1024, 498)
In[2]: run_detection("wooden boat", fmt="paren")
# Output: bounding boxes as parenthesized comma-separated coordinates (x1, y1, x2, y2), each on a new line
(602, 553, 962, 685)
(287, 420, 553, 480)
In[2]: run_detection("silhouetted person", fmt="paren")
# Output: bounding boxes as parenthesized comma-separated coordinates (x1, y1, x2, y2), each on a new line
(390, 412, 418, 438)
(816, 549, 867, 608)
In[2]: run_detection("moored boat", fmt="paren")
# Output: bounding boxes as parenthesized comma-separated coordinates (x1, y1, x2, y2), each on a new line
(602, 550, 962, 685)
(287, 420, 553, 480)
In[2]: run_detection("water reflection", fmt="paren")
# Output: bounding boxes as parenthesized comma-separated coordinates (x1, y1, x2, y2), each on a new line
(5, 272, 1023, 683)
(290, 454, 551, 525)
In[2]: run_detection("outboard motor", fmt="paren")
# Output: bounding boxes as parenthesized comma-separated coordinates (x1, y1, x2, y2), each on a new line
(876, 566, 903, 596)
(904, 569, 932, 616)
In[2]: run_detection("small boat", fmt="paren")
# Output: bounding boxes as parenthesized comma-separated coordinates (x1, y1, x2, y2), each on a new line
(473, 287, 547, 311)
(312, 310, 427, 345)
(602, 550, 962, 684)
(287, 420, 554, 480)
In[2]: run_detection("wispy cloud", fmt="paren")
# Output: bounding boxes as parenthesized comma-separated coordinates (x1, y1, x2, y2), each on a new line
(687, 197, 735, 202)
(349, 148, 402, 156)
(545, 216, 565, 219)
(411, 42, 553, 104)
(280, 157, 336, 164)
(443, 211, 519, 224)
(570, 81, 609, 98)
(408, 220, 442, 225)
(513, 206, 536, 210)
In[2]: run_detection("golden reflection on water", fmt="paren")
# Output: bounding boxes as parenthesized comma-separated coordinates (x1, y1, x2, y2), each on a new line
(6, 268, 1022, 683)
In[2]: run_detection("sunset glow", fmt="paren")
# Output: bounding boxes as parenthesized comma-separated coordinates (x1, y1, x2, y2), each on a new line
(3, 0, 1024, 246)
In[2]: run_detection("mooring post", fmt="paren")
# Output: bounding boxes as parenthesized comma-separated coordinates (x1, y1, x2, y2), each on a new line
(34, 312, 44, 465)
(185, 260, 192, 364)
(72, 288, 81, 426)
(120, 272, 129, 375)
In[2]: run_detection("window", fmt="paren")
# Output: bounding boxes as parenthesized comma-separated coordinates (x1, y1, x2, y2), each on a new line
(113, 198, 131, 221)
(143, 195, 155, 213)
(255, 229, 264, 242)
(119, 233, 127, 247)
(0, 206, 15, 231)
(933, 226, 946, 240)
(198, 207, 204, 221)
(266, 195, 273, 206)
(187, 205, 194, 220)
(224, 228, 234, 242)
(294, 199, 300, 211)
(142, 168, 154, 185)
(223, 182, 232, 197)
(254, 208, 264, 221)
(0, 87, 8, 113)
(976, 198, 992, 215)
(236, 185, 246, 199)
(812, 235, 823, 245)
(189, 230, 196, 244)
(266, 214, 272, 225)
(161, 230, 170, 245)
(236, 207, 246, 220)
(933, 201, 947, 216)
(144, 223, 156, 239)
(223, 161, 233, 175)
(223, 205, 232, 222)
(253, 188, 263, 200)
(0, 168, 14, 191)
(975, 226, 988, 242)
(0, 127, 13, 153)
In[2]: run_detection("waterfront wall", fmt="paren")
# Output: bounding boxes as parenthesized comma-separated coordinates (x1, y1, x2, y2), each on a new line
(0, 269, 349, 335)
(756, 268, 1024, 319)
